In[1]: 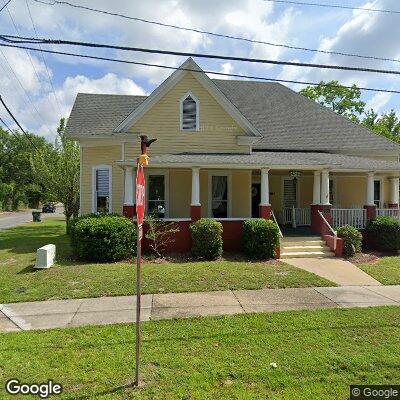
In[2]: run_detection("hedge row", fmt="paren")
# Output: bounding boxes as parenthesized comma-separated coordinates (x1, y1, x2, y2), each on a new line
(69, 215, 281, 262)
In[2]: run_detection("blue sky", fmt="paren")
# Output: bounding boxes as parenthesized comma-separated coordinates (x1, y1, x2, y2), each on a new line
(1, 0, 400, 141)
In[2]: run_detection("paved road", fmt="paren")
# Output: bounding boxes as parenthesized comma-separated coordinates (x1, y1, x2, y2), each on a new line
(1, 285, 399, 332)
(0, 205, 65, 230)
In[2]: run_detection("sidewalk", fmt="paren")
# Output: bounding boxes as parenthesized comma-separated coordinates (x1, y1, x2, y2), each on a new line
(1, 285, 400, 332)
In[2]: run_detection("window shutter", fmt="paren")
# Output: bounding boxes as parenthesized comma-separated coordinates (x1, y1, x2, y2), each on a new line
(283, 179, 297, 208)
(96, 169, 109, 196)
(182, 95, 197, 130)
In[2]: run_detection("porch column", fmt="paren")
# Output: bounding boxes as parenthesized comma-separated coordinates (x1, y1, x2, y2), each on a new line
(389, 177, 399, 208)
(259, 168, 271, 219)
(191, 167, 201, 221)
(123, 166, 136, 218)
(364, 171, 376, 220)
(311, 171, 323, 234)
(321, 170, 330, 206)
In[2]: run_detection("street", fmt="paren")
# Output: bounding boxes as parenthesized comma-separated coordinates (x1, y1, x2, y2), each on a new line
(0, 205, 65, 230)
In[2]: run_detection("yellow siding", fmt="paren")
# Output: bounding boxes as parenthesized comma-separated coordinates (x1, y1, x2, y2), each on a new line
(169, 169, 191, 218)
(232, 170, 251, 217)
(124, 72, 248, 158)
(81, 146, 123, 215)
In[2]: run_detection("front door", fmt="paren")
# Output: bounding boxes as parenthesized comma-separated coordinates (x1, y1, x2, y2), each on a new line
(251, 183, 261, 217)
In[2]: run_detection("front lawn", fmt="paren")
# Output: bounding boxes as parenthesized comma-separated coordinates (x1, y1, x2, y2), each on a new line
(0, 219, 334, 303)
(1, 307, 399, 399)
(358, 256, 400, 285)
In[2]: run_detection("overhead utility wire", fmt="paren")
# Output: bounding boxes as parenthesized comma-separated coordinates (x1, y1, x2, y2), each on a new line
(1, 42, 400, 95)
(32, 0, 400, 65)
(3, 34, 400, 77)
(0, 0, 12, 13)
(262, 0, 400, 14)
(0, 95, 40, 151)
(25, 0, 62, 119)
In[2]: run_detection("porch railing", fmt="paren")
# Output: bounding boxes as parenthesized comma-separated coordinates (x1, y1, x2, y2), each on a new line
(332, 208, 367, 229)
(318, 210, 337, 251)
(281, 207, 311, 227)
(271, 210, 283, 238)
(377, 208, 400, 219)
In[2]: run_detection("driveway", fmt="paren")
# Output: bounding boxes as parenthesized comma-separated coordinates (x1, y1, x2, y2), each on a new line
(0, 205, 65, 230)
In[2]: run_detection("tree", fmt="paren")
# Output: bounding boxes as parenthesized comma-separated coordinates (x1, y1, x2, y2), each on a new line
(0, 126, 49, 210)
(300, 80, 366, 122)
(32, 118, 80, 228)
(362, 109, 400, 143)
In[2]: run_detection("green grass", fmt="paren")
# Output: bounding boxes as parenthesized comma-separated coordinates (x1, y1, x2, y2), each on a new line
(358, 256, 400, 285)
(1, 307, 399, 399)
(0, 219, 334, 304)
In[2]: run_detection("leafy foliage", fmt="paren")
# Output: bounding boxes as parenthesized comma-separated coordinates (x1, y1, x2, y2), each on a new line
(190, 218, 223, 260)
(362, 109, 400, 144)
(300, 80, 365, 122)
(365, 216, 400, 251)
(32, 118, 80, 227)
(70, 215, 137, 262)
(337, 225, 362, 257)
(241, 219, 280, 260)
(145, 214, 180, 258)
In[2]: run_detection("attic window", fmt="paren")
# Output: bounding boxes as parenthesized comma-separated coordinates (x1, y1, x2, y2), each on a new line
(180, 92, 199, 131)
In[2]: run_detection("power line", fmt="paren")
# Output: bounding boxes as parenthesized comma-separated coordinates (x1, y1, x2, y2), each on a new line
(32, 0, 400, 65)
(25, 0, 63, 118)
(3, 33, 400, 77)
(0, 95, 40, 151)
(1, 41, 400, 96)
(262, 0, 400, 14)
(0, 0, 12, 13)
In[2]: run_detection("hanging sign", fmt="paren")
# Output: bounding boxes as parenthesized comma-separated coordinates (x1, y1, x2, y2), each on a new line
(136, 165, 145, 226)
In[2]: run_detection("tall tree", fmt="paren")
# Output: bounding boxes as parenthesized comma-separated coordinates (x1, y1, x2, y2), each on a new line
(362, 109, 400, 143)
(300, 80, 366, 122)
(32, 118, 80, 228)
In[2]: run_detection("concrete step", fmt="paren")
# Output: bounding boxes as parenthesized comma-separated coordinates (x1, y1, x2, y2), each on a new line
(281, 236, 322, 242)
(281, 250, 334, 259)
(282, 245, 330, 251)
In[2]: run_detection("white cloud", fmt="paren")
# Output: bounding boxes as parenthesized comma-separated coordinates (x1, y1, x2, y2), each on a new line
(207, 62, 234, 79)
(366, 92, 392, 113)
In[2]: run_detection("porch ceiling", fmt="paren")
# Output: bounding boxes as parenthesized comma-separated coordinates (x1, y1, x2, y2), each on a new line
(118, 152, 400, 173)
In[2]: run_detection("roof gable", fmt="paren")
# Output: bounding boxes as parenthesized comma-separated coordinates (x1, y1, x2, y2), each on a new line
(115, 58, 261, 137)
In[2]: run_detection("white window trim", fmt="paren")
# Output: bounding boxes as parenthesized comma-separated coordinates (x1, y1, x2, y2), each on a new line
(180, 90, 200, 132)
(208, 170, 232, 218)
(92, 165, 112, 214)
(281, 175, 300, 209)
(374, 178, 384, 208)
(145, 169, 169, 218)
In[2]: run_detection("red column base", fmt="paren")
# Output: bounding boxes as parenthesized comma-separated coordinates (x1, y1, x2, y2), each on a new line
(191, 205, 201, 221)
(259, 205, 272, 219)
(122, 204, 136, 219)
(311, 205, 323, 234)
(388, 203, 399, 209)
(364, 205, 376, 220)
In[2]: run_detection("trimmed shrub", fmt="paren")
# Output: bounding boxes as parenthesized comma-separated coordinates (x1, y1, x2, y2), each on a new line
(71, 215, 137, 262)
(337, 225, 362, 257)
(242, 219, 280, 260)
(365, 216, 400, 251)
(190, 218, 223, 260)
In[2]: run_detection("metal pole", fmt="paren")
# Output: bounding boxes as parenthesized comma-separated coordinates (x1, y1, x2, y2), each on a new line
(135, 225, 142, 386)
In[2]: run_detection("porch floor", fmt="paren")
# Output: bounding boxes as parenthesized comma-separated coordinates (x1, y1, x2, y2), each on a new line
(281, 226, 315, 237)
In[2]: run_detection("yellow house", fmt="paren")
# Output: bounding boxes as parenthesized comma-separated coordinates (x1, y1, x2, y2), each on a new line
(65, 58, 400, 255)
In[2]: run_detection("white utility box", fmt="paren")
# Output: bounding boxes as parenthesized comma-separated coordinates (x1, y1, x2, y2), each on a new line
(35, 244, 56, 269)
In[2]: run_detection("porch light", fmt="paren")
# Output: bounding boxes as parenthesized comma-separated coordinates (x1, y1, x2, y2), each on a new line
(289, 170, 301, 180)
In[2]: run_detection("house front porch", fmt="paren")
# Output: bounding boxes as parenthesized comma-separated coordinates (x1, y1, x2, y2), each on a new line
(115, 154, 400, 254)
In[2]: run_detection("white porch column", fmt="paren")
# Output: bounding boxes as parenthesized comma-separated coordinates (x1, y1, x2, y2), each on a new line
(260, 168, 270, 205)
(389, 177, 400, 205)
(124, 166, 135, 205)
(321, 169, 330, 205)
(366, 172, 375, 206)
(191, 167, 200, 206)
(313, 171, 321, 205)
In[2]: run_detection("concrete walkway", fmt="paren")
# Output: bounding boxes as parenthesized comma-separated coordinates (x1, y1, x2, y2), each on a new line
(283, 257, 381, 286)
(1, 285, 399, 332)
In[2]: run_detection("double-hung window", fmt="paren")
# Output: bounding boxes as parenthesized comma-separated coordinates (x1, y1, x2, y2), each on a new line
(211, 175, 229, 218)
(93, 166, 111, 213)
(374, 180, 382, 208)
(148, 174, 166, 218)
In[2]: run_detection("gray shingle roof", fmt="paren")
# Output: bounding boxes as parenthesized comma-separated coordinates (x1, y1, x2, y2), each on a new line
(65, 93, 146, 137)
(147, 152, 400, 171)
(213, 80, 400, 152)
(65, 80, 400, 153)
